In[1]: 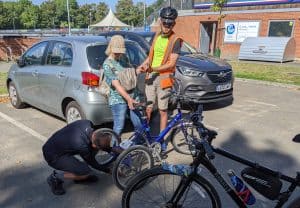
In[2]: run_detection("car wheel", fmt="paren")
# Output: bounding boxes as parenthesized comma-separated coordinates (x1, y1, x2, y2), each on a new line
(8, 82, 26, 109)
(65, 101, 86, 124)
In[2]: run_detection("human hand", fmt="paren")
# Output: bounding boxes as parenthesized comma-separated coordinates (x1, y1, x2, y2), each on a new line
(136, 66, 145, 74)
(127, 98, 139, 110)
(147, 67, 153, 73)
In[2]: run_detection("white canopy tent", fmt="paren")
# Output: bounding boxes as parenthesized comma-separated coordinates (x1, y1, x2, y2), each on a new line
(89, 9, 129, 30)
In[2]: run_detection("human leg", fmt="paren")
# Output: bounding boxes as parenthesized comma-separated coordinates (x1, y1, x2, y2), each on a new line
(46, 155, 96, 195)
(145, 83, 156, 122)
(111, 103, 127, 136)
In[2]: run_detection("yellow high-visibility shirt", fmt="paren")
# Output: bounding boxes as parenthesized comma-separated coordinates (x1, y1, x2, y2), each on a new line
(151, 35, 169, 68)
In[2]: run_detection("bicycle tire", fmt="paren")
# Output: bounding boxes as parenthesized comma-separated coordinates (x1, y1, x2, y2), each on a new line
(112, 145, 154, 190)
(287, 197, 300, 208)
(170, 122, 198, 155)
(122, 166, 221, 208)
(94, 128, 120, 166)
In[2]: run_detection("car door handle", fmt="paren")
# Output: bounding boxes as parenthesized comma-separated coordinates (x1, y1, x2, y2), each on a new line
(57, 72, 65, 78)
(32, 70, 38, 77)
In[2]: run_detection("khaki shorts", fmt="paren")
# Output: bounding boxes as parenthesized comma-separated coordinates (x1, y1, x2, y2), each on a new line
(145, 75, 171, 110)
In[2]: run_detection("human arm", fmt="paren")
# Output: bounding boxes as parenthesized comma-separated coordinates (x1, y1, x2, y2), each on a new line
(103, 61, 138, 110)
(151, 39, 181, 73)
(137, 57, 150, 73)
(151, 53, 179, 73)
(80, 149, 111, 173)
(111, 80, 137, 110)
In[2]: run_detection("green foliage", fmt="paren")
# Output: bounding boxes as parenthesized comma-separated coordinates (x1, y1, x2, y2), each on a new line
(211, 0, 228, 13)
(230, 61, 300, 86)
(95, 3, 108, 23)
(0, 0, 156, 29)
(116, 0, 143, 26)
(0, 0, 107, 29)
(0, 72, 8, 95)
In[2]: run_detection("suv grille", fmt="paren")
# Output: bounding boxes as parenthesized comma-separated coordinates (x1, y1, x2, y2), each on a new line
(207, 69, 232, 83)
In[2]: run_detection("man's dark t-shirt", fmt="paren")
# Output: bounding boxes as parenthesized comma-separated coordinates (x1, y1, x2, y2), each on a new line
(42, 120, 103, 171)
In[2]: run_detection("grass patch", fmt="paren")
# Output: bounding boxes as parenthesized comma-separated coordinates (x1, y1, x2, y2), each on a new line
(229, 61, 300, 86)
(0, 72, 8, 95)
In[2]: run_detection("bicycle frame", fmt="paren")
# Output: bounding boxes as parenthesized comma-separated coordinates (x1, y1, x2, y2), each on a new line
(131, 104, 191, 147)
(172, 141, 300, 208)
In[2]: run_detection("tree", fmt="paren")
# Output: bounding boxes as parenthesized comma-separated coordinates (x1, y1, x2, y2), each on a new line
(116, 0, 142, 26)
(95, 2, 108, 23)
(40, 1, 57, 29)
(0, 1, 7, 28)
(20, 5, 40, 29)
(211, 0, 228, 57)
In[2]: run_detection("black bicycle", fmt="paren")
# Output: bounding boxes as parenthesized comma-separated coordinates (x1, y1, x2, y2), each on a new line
(122, 101, 300, 208)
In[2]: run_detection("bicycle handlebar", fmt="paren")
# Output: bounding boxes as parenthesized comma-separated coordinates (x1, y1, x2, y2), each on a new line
(192, 125, 218, 160)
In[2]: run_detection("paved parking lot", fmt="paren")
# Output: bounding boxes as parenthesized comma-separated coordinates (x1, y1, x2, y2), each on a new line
(0, 79, 300, 208)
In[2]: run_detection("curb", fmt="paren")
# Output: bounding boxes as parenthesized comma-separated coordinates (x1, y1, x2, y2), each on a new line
(0, 94, 9, 97)
(235, 78, 300, 90)
(0, 94, 9, 103)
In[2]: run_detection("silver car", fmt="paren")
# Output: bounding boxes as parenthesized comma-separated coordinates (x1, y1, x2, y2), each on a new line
(6, 36, 147, 125)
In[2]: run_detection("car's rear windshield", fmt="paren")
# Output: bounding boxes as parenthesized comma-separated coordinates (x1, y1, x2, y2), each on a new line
(86, 42, 146, 70)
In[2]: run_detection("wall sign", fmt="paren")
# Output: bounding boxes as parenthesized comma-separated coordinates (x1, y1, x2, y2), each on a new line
(224, 21, 260, 43)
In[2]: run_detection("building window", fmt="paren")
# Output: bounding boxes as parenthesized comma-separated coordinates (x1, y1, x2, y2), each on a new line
(268, 20, 294, 37)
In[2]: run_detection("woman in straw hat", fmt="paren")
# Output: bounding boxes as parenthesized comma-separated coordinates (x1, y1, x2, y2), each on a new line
(103, 35, 142, 137)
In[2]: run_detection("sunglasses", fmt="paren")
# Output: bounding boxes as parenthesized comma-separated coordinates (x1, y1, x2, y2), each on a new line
(161, 19, 175, 28)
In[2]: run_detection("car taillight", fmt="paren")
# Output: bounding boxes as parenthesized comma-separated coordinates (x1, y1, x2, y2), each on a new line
(81, 72, 99, 87)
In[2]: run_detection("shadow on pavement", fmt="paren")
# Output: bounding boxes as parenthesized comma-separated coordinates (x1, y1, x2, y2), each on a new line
(207, 130, 300, 207)
(0, 161, 122, 208)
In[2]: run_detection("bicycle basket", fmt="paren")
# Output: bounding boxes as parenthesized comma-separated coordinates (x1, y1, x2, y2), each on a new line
(241, 167, 282, 200)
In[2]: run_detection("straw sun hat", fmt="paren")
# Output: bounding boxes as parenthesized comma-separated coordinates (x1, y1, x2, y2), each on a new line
(105, 35, 126, 55)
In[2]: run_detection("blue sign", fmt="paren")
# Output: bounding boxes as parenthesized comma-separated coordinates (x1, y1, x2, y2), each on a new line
(227, 24, 235, 34)
(144, 26, 150, 32)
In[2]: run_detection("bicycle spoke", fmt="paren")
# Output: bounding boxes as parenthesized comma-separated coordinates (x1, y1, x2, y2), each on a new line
(128, 173, 216, 208)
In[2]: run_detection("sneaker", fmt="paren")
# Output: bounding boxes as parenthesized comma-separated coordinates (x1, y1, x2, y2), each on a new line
(47, 172, 65, 195)
(74, 175, 98, 184)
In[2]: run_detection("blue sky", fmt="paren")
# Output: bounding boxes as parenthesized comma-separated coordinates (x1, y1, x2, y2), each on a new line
(30, 0, 156, 10)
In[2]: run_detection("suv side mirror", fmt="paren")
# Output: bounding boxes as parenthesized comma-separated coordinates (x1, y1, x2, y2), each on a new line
(17, 57, 26, 67)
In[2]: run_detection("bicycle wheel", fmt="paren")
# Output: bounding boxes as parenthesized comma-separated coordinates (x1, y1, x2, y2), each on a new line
(112, 145, 154, 190)
(287, 197, 300, 208)
(94, 128, 120, 166)
(170, 123, 197, 155)
(122, 166, 221, 208)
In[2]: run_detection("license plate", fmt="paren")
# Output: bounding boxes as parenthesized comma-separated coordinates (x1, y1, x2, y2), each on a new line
(216, 83, 231, 92)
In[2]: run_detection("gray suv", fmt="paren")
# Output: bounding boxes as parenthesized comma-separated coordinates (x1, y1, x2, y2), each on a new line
(6, 36, 147, 125)
(100, 31, 234, 103)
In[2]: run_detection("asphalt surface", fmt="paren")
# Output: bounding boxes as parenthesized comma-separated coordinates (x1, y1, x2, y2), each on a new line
(0, 79, 300, 208)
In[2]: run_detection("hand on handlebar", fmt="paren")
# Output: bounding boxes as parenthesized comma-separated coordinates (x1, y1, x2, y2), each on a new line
(127, 98, 139, 110)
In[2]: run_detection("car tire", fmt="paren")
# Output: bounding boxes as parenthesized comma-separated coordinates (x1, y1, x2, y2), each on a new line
(8, 82, 26, 109)
(65, 101, 86, 124)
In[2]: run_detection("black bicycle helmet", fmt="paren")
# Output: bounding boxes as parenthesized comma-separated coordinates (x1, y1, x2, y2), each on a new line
(159, 7, 178, 20)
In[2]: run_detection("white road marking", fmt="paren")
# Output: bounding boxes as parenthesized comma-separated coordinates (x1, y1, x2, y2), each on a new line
(246, 100, 277, 107)
(0, 111, 47, 142)
(205, 124, 219, 130)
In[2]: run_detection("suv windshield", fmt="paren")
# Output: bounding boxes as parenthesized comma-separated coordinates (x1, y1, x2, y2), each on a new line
(180, 41, 198, 55)
(86, 42, 147, 70)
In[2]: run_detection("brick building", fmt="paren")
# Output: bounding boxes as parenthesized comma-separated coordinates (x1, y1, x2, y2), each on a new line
(172, 0, 300, 60)
(0, 37, 41, 61)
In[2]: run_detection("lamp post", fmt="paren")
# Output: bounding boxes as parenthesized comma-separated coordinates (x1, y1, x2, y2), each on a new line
(143, 1, 146, 28)
(66, 0, 71, 35)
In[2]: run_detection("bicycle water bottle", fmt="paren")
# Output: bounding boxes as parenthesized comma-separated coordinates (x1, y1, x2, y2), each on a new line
(162, 162, 197, 176)
(228, 169, 256, 205)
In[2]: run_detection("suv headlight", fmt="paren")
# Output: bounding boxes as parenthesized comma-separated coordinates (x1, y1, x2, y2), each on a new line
(177, 66, 204, 77)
